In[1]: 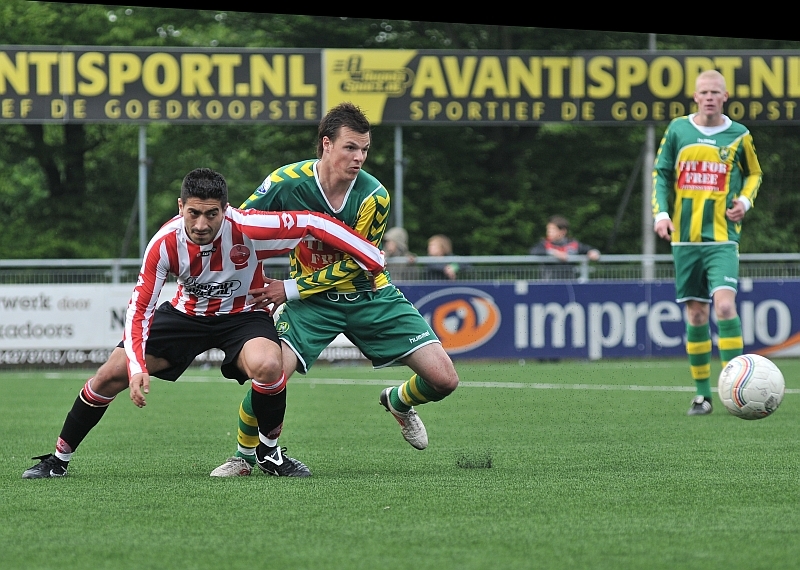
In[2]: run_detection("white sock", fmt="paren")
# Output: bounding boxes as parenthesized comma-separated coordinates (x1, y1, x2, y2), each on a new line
(258, 433, 278, 448)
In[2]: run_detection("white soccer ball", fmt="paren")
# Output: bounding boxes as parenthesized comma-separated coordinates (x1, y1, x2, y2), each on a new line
(717, 354, 785, 420)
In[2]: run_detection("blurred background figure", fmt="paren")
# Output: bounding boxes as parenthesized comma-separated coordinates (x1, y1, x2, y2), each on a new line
(530, 215, 600, 280)
(383, 227, 416, 281)
(383, 227, 415, 261)
(426, 234, 459, 280)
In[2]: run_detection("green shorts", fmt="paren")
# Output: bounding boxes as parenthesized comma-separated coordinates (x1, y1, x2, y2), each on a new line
(275, 284, 439, 373)
(672, 243, 739, 303)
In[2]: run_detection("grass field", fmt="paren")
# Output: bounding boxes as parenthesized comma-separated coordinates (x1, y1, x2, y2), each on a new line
(2, 358, 799, 570)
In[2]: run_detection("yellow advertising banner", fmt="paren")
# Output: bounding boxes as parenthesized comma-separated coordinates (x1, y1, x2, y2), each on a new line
(0, 46, 322, 123)
(2, 46, 799, 124)
(326, 49, 800, 125)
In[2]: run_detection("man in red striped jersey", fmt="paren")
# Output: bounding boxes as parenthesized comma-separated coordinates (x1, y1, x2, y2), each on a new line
(22, 167, 384, 479)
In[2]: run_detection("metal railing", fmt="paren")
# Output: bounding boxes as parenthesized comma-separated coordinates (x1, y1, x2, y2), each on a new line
(387, 254, 800, 282)
(1, 254, 800, 284)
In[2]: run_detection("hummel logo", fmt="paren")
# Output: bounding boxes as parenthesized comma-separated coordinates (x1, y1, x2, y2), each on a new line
(409, 331, 430, 344)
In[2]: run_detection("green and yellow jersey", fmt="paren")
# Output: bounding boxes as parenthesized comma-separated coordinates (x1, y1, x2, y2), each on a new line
(241, 159, 391, 296)
(652, 115, 762, 244)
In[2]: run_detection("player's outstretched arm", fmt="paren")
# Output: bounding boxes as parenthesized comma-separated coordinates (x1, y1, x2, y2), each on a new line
(283, 193, 388, 298)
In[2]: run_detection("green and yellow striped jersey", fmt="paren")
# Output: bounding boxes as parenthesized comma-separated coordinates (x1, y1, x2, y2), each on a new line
(652, 115, 762, 244)
(241, 159, 391, 296)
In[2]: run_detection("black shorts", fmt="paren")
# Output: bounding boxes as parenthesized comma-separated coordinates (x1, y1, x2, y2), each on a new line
(119, 302, 279, 384)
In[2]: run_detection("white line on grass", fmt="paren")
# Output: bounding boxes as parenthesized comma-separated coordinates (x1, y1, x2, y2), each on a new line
(175, 376, 800, 394)
(29, 371, 799, 394)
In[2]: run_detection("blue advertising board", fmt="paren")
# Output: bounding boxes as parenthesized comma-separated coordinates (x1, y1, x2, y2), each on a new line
(396, 279, 800, 360)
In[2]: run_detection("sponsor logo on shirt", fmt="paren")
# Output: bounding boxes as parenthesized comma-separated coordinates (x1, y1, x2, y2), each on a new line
(255, 177, 271, 195)
(183, 277, 241, 298)
(196, 247, 217, 257)
(230, 245, 250, 268)
(677, 160, 728, 192)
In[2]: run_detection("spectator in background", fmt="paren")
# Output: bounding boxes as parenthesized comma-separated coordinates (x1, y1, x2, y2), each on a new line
(426, 234, 460, 280)
(383, 226, 417, 281)
(383, 226, 416, 262)
(529, 215, 600, 280)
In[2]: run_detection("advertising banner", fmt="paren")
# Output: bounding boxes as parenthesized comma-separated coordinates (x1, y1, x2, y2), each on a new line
(1, 280, 797, 366)
(326, 49, 800, 125)
(0, 282, 370, 367)
(395, 279, 800, 360)
(0, 284, 175, 366)
(3, 46, 800, 124)
(0, 46, 322, 123)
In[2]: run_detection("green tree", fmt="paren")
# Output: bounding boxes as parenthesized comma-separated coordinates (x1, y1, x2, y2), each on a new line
(1, 3, 799, 259)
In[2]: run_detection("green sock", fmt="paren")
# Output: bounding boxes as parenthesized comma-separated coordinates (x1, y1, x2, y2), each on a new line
(235, 449, 257, 466)
(717, 316, 743, 368)
(394, 374, 446, 411)
(687, 324, 712, 399)
(234, 388, 258, 464)
(389, 387, 411, 413)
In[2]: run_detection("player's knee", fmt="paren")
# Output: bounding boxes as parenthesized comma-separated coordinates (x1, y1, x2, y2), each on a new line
(90, 372, 128, 397)
(432, 367, 459, 395)
(715, 301, 737, 320)
(249, 358, 284, 387)
(444, 371, 460, 394)
(686, 305, 709, 326)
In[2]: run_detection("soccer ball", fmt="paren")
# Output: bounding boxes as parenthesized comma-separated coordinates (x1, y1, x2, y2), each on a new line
(717, 354, 785, 420)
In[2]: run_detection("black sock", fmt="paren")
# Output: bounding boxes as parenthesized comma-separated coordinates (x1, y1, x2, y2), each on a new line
(58, 395, 109, 452)
(249, 387, 287, 441)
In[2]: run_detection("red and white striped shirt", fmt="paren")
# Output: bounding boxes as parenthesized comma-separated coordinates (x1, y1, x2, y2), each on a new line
(124, 207, 384, 377)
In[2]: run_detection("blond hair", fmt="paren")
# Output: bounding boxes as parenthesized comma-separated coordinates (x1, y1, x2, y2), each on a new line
(695, 69, 726, 90)
(427, 234, 453, 255)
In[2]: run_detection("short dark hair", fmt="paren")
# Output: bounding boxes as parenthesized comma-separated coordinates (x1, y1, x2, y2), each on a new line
(181, 168, 228, 207)
(548, 215, 569, 231)
(316, 102, 371, 158)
